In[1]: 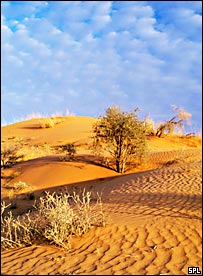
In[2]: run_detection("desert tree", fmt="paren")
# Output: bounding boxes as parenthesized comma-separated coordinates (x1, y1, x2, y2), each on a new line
(156, 105, 192, 137)
(92, 106, 146, 173)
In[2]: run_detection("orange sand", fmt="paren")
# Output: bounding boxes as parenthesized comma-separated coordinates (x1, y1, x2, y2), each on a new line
(1, 116, 202, 275)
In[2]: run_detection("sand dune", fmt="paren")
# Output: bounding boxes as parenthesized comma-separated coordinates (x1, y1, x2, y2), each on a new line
(1, 117, 202, 275)
(1, 116, 97, 146)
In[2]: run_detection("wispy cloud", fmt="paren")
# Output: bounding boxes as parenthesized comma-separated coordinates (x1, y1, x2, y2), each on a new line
(1, 1, 202, 132)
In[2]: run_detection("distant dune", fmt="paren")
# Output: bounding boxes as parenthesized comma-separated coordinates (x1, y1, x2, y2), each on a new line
(1, 116, 202, 275)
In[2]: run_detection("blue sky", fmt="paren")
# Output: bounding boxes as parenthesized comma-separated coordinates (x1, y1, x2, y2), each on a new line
(1, 1, 202, 133)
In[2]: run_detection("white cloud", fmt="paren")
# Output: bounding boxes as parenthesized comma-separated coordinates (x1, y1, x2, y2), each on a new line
(1, 19, 12, 40)
(1, 1, 202, 131)
(149, 1, 202, 42)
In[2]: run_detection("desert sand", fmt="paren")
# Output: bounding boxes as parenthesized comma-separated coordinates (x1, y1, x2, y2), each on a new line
(1, 116, 202, 275)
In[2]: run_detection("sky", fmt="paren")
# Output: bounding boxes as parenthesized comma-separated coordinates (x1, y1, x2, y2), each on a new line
(1, 1, 202, 133)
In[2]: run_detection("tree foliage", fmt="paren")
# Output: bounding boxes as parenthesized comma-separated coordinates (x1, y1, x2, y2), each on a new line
(92, 106, 146, 173)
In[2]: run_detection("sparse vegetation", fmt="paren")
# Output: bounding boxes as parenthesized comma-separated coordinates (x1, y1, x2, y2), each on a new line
(179, 135, 202, 148)
(156, 105, 192, 137)
(39, 118, 55, 128)
(39, 117, 65, 128)
(56, 143, 76, 161)
(13, 181, 33, 192)
(1, 190, 105, 250)
(11, 171, 21, 179)
(1, 144, 24, 168)
(35, 190, 105, 249)
(6, 182, 34, 207)
(1, 201, 37, 249)
(92, 106, 147, 173)
(143, 116, 156, 136)
(17, 142, 53, 161)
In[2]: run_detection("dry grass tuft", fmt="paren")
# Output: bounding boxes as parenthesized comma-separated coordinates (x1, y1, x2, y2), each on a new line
(13, 181, 31, 191)
(13, 181, 34, 192)
(1, 144, 24, 168)
(39, 117, 65, 128)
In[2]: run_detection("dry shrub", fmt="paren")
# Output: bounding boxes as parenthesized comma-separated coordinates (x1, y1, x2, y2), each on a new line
(14, 181, 34, 192)
(1, 144, 24, 168)
(39, 117, 64, 128)
(39, 118, 55, 128)
(57, 143, 76, 161)
(143, 116, 155, 136)
(1, 190, 105, 250)
(1, 202, 38, 249)
(156, 106, 192, 137)
(35, 190, 105, 249)
(11, 171, 21, 179)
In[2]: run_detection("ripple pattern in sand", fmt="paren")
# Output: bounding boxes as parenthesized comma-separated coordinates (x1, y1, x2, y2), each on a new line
(1, 220, 202, 275)
(1, 156, 202, 275)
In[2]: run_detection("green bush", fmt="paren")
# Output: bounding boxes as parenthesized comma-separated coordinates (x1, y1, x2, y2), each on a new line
(92, 106, 146, 173)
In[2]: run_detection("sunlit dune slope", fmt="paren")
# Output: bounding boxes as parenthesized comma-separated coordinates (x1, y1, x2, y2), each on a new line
(1, 116, 97, 146)
(1, 115, 202, 276)
(1, 116, 201, 198)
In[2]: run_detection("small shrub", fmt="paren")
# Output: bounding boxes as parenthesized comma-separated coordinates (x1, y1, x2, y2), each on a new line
(1, 144, 24, 168)
(39, 118, 55, 128)
(1, 190, 105, 250)
(143, 117, 155, 136)
(13, 136, 24, 144)
(1, 202, 38, 249)
(35, 190, 105, 249)
(57, 143, 76, 161)
(14, 181, 33, 192)
(11, 171, 21, 179)
(39, 117, 65, 129)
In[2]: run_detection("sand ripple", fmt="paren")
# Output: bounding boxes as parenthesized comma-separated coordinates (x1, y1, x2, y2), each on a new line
(2, 220, 202, 275)
(1, 153, 202, 275)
